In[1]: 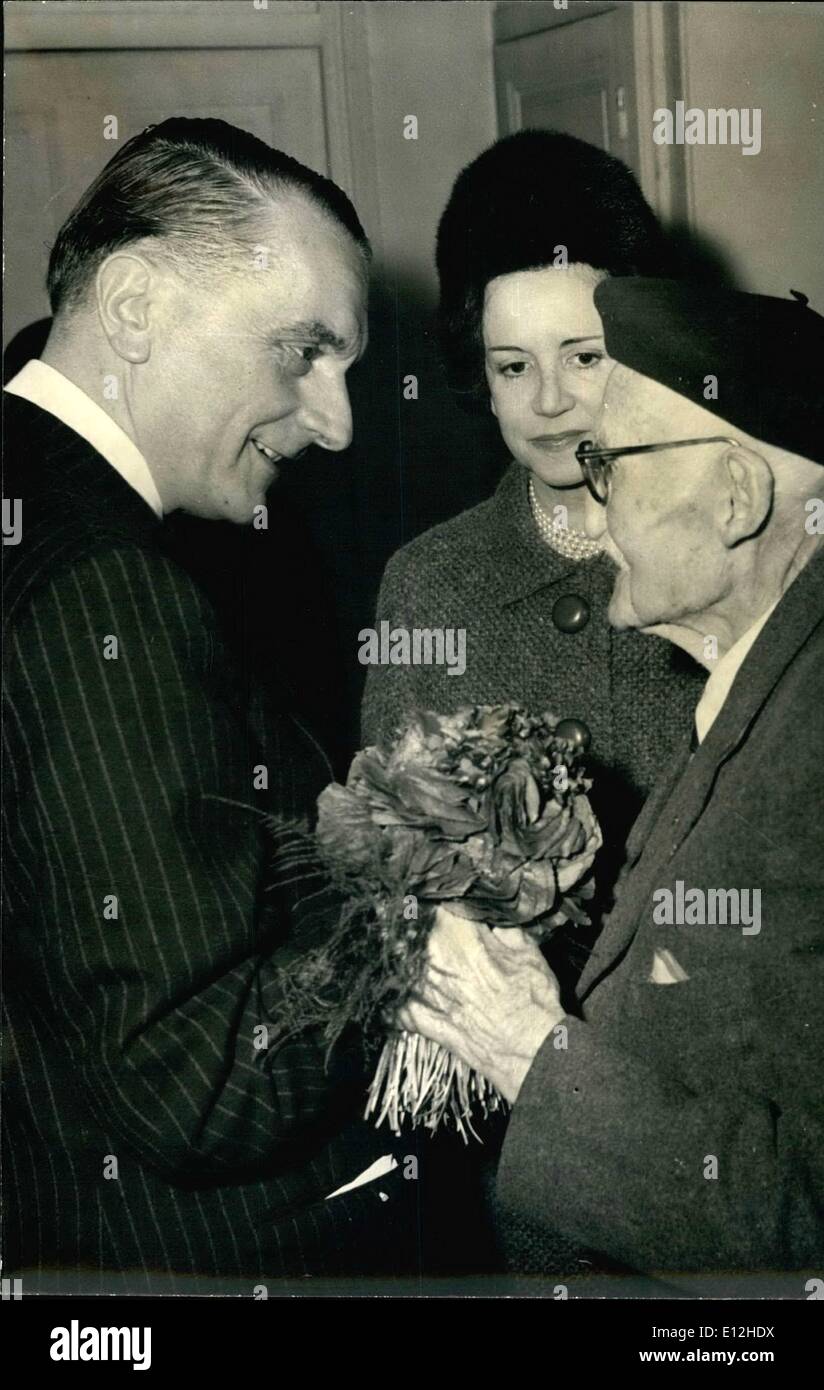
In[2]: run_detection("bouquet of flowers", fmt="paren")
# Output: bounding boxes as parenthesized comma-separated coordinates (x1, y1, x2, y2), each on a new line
(269, 704, 601, 1140)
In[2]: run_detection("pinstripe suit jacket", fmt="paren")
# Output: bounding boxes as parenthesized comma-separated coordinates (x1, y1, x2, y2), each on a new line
(2, 395, 412, 1291)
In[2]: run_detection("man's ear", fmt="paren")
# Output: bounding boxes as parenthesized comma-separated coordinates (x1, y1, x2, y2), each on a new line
(718, 445, 774, 546)
(95, 253, 154, 363)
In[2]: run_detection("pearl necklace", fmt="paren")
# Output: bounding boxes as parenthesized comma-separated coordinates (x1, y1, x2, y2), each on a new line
(529, 478, 603, 562)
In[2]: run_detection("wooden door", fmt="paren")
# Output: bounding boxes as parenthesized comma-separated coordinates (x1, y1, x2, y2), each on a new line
(494, 2, 643, 185)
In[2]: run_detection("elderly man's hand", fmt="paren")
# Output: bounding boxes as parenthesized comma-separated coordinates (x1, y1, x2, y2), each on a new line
(398, 906, 566, 1104)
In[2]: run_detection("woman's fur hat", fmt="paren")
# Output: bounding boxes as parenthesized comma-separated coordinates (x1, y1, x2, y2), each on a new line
(437, 129, 668, 408)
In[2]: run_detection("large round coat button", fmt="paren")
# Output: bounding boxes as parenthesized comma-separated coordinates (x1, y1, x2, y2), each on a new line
(552, 594, 591, 633)
(555, 718, 592, 751)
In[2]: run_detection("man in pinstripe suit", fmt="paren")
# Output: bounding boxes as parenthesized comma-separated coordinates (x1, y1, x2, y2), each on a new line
(2, 119, 416, 1292)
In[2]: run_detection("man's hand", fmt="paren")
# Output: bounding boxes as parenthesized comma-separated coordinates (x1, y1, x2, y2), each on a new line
(398, 906, 566, 1104)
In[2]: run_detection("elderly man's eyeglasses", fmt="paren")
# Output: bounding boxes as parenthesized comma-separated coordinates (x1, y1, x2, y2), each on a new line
(575, 437, 740, 504)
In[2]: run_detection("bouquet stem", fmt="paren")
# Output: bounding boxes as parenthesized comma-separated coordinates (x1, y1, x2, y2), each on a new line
(365, 1031, 506, 1143)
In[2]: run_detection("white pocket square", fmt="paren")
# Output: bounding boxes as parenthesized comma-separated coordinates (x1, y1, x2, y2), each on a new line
(325, 1154, 398, 1200)
(649, 948, 690, 985)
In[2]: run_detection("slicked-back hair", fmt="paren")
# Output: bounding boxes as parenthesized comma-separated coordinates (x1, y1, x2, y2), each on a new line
(436, 129, 670, 412)
(47, 117, 370, 315)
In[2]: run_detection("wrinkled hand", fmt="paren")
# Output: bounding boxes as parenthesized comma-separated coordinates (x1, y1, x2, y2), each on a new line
(398, 906, 566, 1103)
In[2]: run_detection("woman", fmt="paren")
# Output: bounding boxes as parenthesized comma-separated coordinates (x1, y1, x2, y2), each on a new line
(362, 132, 705, 1281)
(363, 130, 703, 984)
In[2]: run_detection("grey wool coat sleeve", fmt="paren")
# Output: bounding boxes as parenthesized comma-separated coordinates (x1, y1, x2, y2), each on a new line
(496, 550, 824, 1278)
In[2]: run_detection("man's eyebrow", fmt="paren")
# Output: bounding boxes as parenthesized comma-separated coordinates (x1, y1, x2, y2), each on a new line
(273, 320, 350, 352)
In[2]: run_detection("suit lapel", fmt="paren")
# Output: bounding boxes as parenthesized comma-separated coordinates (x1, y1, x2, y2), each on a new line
(622, 727, 694, 872)
(667, 552, 824, 853)
(3, 393, 161, 541)
(577, 729, 694, 996)
(3, 396, 163, 632)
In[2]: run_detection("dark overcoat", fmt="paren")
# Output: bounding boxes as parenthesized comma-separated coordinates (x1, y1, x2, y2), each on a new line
(497, 549, 824, 1283)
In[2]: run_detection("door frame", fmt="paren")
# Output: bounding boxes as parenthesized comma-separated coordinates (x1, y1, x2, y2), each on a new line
(494, 0, 687, 223)
(631, 1, 687, 224)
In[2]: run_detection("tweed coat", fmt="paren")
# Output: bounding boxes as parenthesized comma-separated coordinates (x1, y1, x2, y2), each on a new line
(1, 394, 415, 1292)
(497, 548, 824, 1281)
(362, 463, 705, 946)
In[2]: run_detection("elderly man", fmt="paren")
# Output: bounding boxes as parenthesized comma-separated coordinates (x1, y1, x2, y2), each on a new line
(403, 280, 824, 1288)
(2, 118, 414, 1292)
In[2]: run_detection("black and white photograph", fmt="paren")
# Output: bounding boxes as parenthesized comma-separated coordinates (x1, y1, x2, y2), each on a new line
(2, 0, 823, 1359)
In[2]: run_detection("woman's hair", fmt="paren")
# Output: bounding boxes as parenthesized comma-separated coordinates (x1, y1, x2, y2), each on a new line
(436, 129, 669, 411)
(47, 117, 369, 316)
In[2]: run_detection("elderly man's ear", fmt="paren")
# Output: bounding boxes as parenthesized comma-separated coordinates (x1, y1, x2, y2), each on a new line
(95, 253, 156, 364)
(718, 446, 774, 546)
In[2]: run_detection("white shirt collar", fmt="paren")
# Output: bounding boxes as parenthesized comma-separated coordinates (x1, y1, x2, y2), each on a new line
(4, 359, 164, 520)
(694, 601, 779, 744)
